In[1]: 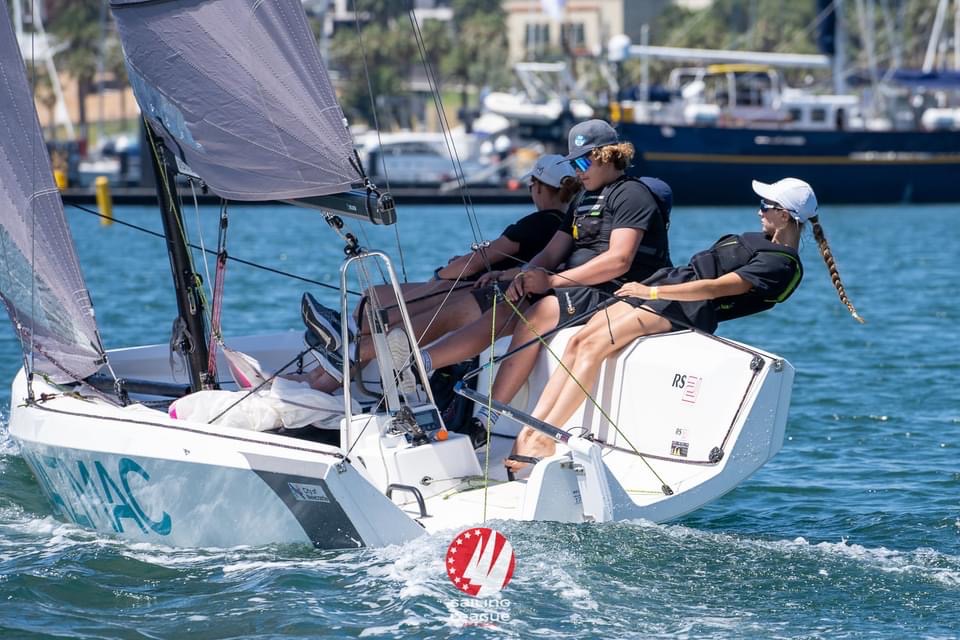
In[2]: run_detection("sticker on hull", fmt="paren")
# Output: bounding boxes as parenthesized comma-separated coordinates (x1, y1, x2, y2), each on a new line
(21, 449, 172, 537)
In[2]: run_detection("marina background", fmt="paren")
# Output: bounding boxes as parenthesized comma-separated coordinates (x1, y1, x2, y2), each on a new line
(1, 201, 957, 638)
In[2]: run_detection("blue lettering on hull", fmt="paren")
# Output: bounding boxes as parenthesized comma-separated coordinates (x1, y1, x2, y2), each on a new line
(21, 450, 173, 538)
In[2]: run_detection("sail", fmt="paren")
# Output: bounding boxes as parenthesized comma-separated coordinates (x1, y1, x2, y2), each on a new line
(0, 10, 105, 382)
(110, 0, 362, 201)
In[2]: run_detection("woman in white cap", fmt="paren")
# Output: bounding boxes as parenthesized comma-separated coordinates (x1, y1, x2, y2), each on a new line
(506, 177, 864, 470)
(301, 153, 581, 388)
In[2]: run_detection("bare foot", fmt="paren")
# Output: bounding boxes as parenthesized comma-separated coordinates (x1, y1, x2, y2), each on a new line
(504, 426, 557, 472)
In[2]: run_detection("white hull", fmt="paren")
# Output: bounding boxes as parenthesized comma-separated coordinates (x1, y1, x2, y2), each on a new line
(482, 92, 594, 126)
(9, 328, 793, 549)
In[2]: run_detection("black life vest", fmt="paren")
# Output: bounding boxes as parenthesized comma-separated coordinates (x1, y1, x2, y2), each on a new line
(691, 233, 804, 322)
(569, 175, 672, 270)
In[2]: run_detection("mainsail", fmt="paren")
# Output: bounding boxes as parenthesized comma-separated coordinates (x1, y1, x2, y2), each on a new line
(0, 9, 105, 383)
(111, 0, 362, 201)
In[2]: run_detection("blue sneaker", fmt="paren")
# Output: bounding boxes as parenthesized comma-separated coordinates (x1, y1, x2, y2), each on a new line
(301, 293, 357, 356)
(302, 293, 339, 352)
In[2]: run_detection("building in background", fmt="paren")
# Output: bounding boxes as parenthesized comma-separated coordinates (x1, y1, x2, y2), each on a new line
(503, 0, 711, 62)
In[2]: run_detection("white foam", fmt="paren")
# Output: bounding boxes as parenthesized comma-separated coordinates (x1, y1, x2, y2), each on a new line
(0, 416, 21, 457)
(616, 520, 960, 590)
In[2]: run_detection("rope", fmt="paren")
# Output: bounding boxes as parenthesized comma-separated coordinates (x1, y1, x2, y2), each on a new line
(206, 349, 310, 425)
(482, 288, 497, 522)
(66, 203, 360, 295)
(413, 254, 480, 345)
(491, 289, 673, 491)
(205, 205, 229, 378)
(350, 7, 409, 284)
(406, 9, 491, 275)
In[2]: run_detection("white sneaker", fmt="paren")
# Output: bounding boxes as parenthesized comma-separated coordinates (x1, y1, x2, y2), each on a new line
(386, 328, 416, 395)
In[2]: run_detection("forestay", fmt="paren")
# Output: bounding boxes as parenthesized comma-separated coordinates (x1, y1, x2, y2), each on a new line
(0, 10, 105, 383)
(111, 0, 361, 201)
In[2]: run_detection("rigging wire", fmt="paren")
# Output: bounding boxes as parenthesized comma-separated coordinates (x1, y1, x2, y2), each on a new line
(26, 28, 37, 400)
(350, 6, 409, 284)
(66, 202, 361, 296)
(483, 291, 673, 492)
(189, 179, 214, 301)
(406, 8, 490, 273)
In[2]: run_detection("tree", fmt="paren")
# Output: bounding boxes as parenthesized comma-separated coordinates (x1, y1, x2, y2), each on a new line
(49, 0, 104, 141)
(29, 64, 59, 141)
(331, 20, 419, 128)
(442, 8, 508, 109)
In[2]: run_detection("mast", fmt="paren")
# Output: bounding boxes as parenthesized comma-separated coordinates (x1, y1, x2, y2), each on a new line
(146, 127, 212, 392)
(923, 0, 950, 73)
(833, 0, 847, 95)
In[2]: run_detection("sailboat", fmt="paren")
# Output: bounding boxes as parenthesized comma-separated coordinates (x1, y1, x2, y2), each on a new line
(3, 0, 795, 549)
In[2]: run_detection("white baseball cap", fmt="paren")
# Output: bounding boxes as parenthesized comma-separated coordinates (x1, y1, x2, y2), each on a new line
(752, 178, 818, 222)
(521, 154, 577, 189)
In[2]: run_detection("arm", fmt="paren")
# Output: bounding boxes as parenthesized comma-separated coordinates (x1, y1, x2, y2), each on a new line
(546, 227, 642, 289)
(436, 235, 521, 280)
(616, 271, 752, 301)
(516, 227, 643, 296)
(528, 230, 574, 271)
(505, 231, 574, 300)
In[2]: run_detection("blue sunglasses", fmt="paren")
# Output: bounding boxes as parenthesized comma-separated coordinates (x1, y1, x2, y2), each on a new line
(570, 156, 592, 172)
(759, 200, 785, 213)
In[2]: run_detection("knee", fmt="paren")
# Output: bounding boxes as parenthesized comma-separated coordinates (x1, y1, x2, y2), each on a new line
(571, 330, 609, 361)
(566, 331, 588, 357)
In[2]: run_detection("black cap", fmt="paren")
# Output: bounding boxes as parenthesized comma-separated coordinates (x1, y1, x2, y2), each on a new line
(562, 119, 619, 161)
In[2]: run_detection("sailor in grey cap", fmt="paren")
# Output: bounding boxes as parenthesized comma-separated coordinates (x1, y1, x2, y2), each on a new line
(385, 118, 674, 446)
(562, 118, 621, 165)
(465, 118, 673, 449)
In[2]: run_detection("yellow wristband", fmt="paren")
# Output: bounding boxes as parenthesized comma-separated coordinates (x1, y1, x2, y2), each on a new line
(649, 286, 659, 300)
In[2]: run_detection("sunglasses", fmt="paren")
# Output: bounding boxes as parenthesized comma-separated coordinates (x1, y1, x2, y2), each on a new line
(759, 200, 787, 213)
(570, 156, 593, 173)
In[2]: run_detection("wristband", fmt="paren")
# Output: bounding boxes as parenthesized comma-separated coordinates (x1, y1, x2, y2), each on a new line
(649, 286, 659, 300)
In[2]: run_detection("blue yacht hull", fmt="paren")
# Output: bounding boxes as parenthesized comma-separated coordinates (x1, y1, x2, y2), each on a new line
(621, 122, 960, 205)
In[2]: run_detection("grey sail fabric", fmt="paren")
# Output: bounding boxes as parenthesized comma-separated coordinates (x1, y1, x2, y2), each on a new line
(111, 0, 361, 201)
(0, 10, 105, 382)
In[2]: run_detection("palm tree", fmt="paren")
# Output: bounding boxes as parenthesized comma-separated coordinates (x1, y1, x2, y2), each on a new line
(49, 0, 104, 142)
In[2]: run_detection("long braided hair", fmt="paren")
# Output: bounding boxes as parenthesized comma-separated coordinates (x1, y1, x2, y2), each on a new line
(808, 215, 865, 323)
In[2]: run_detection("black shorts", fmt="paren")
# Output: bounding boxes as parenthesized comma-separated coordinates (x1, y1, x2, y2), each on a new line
(625, 297, 718, 334)
(526, 286, 612, 328)
(469, 282, 509, 314)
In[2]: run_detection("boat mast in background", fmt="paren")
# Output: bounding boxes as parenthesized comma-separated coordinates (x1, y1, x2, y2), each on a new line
(12, 0, 74, 141)
(830, 0, 847, 96)
(923, 0, 959, 72)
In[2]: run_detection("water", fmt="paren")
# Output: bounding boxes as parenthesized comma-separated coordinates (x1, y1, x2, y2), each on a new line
(1, 201, 958, 638)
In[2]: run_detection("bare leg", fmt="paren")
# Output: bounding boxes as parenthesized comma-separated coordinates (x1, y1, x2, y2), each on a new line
(352, 287, 489, 364)
(423, 299, 523, 370)
(508, 303, 673, 469)
(284, 366, 339, 393)
(409, 289, 485, 346)
(487, 296, 561, 407)
(358, 280, 471, 333)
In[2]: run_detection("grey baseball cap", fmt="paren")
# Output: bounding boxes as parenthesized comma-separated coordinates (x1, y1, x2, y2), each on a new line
(562, 119, 619, 161)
